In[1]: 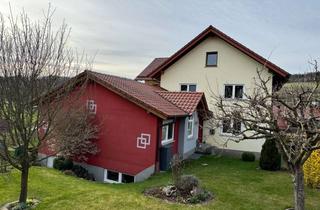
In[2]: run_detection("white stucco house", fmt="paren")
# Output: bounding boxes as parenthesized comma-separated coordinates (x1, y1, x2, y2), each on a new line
(136, 25, 290, 156)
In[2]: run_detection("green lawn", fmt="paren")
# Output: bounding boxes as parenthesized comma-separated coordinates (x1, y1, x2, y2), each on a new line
(1, 156, 319, 210)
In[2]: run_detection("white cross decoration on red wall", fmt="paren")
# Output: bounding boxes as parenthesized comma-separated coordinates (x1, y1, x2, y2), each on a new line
(87, 100, 97, 114)
(136, 133, 151, 149)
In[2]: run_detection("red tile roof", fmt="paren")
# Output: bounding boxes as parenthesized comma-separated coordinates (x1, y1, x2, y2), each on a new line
(156, 91, 205, 115)
(136, 57, 168, 79)
(84, 71, 208, 119)
(136, 25, 290, 80)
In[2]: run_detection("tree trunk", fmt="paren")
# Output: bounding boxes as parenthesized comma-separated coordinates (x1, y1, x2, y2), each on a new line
(293, 165, 305, 210)
(19, 162, 29, 203)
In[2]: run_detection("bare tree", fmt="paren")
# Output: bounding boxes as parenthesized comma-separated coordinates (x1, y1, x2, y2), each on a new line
(0, 7, 93, 204)
(210, 62, 320, 210)
(45, 107, 99, 161)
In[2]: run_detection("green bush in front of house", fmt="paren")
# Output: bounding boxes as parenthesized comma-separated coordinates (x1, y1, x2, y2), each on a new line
(53, 157, 65, 170)
(241, 152, 256, 162)
(259, 138, 281, 171)
(53, 157, 73, 171)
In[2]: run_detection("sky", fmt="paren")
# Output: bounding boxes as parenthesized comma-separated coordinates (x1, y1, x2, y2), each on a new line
(0, 0, 319, 78)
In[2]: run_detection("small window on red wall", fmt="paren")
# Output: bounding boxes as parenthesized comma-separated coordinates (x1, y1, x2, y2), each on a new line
(87, 100, 97, 114)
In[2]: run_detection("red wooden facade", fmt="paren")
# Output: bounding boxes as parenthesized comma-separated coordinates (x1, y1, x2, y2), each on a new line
(85, 83, 161, 175)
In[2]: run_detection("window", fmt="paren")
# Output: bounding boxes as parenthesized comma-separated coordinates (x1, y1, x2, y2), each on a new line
(224, 85, 233, 98)
(187, 115, 194, 137)
(104, 169, 120, 183)
(206, 52, 218, 66)
(122, 174, 134, 183)
(221, 118, 242, 135)
(235, 85, 244, 99)
(180, 84, 197, 92)
(222, 118, 231, 133)
(224, 85, 244, 99)
(162, 121, 174, 145)
(104, 170, 135, 183)
(107, 170, 119, 182)
(232, 119, 242, 135)
(87, 100, 97, 114)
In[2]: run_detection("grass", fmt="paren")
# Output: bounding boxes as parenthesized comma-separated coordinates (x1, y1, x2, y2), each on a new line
(0, 156, 319, 210)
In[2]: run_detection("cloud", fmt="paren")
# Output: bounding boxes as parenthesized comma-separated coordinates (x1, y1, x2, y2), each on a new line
(0, 0, 319, 77)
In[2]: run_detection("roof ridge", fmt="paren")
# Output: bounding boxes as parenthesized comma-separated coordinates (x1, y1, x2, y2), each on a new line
(86, 70, 133, 81)
(144, 25, 289, 79)
(155, 57, 169, 59)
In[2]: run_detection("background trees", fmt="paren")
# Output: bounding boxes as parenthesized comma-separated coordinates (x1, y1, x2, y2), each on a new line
(0, 7, 96, 205)
(211, 62, 320, 210)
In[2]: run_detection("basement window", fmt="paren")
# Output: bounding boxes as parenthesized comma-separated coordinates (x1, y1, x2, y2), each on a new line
(104, 169, 134, 184)
(107, 170, 119, 182)
(122, 174, 134, 183)
(206, 52, 218, 67)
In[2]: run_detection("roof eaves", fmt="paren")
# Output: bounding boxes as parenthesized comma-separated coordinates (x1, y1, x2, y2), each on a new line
(87, 72, 181, 120)
(156, 91, 203, 115)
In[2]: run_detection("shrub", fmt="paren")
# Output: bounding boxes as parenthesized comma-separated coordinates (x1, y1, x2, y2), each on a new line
(259, 138, 281, 171)
(63, 159, 74, 170)
(176, 175, 199, 193)
(53, 157, 73, 171)
(71, 165, 95, 181)
(72, 165, 87, 177)
(189, 189, 212, 204)
(53, 156, 65, 170)
(241, 152, 255, 162)
(304, 150, 320, 188)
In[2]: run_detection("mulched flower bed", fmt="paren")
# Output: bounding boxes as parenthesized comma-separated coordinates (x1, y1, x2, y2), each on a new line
(144, 185, 213, 204)
(1, 199, 39, 210)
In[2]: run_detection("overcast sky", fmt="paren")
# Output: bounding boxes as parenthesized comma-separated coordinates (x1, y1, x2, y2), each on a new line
(0, 0, 319, 78)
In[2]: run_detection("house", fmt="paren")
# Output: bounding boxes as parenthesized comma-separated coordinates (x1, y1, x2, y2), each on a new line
(39, 70, 210, 183)
(136, 25, 290, 156)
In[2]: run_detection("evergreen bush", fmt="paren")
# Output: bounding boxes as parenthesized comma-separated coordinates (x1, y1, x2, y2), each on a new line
(259, 138, 281, 171)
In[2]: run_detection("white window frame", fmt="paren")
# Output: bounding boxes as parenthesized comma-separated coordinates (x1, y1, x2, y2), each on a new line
(187, 115, 194, 138)
(104, 169, 122, 183)
(220, 118, 243, 136)
(180, 83, 197, 92)
(161, 120, 174, 145)
(103, 169, 135, 184)
(87, 99, 97, 114)
(223, 84, 245, 99)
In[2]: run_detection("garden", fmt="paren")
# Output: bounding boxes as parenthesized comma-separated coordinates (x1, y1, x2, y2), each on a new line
(1, 155, 319, 210)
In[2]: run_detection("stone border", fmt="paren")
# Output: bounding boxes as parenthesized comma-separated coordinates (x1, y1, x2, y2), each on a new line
(1, 199, 40, 210)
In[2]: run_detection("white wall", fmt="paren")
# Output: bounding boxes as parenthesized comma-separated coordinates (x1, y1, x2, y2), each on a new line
(160, 36, 273, 153)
